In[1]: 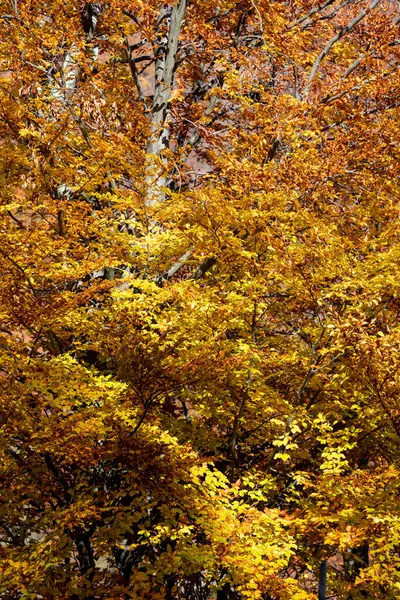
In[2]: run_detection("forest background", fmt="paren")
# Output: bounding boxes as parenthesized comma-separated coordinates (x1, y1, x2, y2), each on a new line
(1, 0, 400, 598)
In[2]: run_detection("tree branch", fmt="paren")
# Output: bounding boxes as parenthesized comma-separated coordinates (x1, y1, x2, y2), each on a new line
(303, 0, 382, 97)
(289, 0, 336, 28)
(154, 248, 194, 286)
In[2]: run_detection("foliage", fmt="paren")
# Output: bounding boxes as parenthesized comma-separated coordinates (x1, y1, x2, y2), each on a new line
(1, 0, 400, 598)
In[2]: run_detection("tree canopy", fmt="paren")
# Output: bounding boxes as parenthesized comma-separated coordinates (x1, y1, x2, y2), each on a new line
(1, 1, 400, 598)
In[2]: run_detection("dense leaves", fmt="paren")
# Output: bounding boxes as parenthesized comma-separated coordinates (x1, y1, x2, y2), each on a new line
(1, 0, 400, 598)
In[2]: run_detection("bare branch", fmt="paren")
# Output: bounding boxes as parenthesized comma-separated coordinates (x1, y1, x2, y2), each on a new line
(122, 8, 141, 28)
(303, 0, 382, 97)
(301, 0, 358, 30)
(341, 56, 362, 80)
(125, 34, 146, 103)
(154, 248, 193, 286)
(193, 256, 217, 280)
(229, 356, 255, 481)
(249, 0, 267, 47)
(289, 0, 336, 28)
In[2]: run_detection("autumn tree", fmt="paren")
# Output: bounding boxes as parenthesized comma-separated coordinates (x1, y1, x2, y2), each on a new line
(1, 1, 400, 599)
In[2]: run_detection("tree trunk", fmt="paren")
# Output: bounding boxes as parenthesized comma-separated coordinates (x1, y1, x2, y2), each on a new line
(318, 559, 327, 600)
(145, 0, 187, 205)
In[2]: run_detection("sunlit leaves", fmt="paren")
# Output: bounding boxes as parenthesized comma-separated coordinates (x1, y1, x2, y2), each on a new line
(1, 0, 400, 598)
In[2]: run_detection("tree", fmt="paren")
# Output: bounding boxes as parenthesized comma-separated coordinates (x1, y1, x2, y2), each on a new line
(1, 0, 400, 598)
